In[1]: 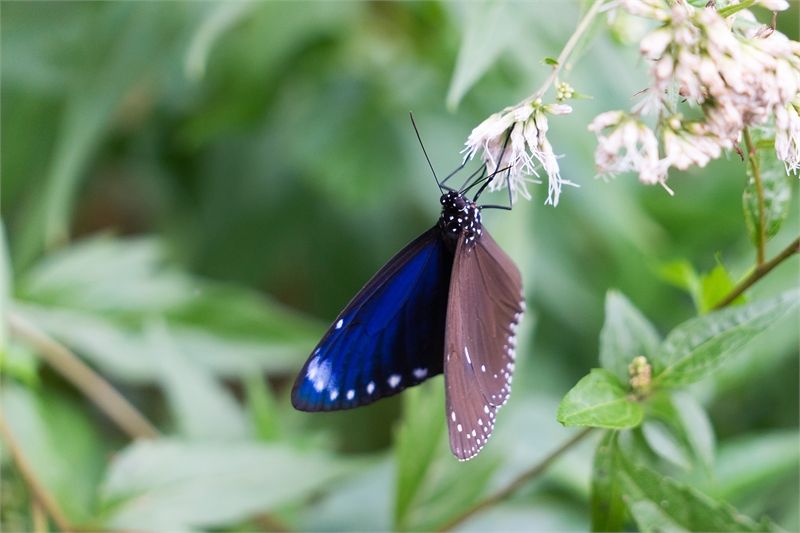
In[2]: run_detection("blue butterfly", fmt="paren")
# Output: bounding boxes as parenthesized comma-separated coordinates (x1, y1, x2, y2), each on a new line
(292, 136, 524, 461)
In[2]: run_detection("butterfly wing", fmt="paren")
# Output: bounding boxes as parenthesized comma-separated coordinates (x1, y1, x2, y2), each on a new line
(444, 229, 524, 460)
(292, 227, 453, 412)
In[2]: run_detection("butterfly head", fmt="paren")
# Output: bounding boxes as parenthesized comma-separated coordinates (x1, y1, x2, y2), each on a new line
(439, 191, 482, 246)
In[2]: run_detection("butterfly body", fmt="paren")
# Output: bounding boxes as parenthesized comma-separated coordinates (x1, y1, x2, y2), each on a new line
(292, 189, 524, 460)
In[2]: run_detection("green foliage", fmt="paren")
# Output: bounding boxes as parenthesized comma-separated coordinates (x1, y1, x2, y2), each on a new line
(652, 290, 798, 387)
(557, 369, 643, 429)
(2, 2, 798, 532)
(599, 291, 661, 383)
(743, 130, 793, 251)
(100, 439, 360, 531)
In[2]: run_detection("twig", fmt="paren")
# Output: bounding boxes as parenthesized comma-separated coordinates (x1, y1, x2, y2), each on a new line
(7, 312, 160, 440)
(526, 0, 606, 103)
(713, 236, 800, 310)
(743, 128, 767, 265)
(0, 407, 74, 532)
(436, 427, 595, 532)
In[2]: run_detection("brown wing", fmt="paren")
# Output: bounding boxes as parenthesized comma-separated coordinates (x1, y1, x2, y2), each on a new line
(444, 230, 525, 461)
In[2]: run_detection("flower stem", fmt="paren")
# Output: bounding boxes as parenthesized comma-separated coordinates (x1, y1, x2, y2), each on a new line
(435, 426, 595, 532)
(7, 311, 160, 440)
(0, 407, 74, 532)
(743, 127, 767, 265)
(712, 236, 800, 310)
(524, 0, 606, 104)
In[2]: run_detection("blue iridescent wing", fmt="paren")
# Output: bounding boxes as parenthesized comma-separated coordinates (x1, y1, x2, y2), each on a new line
(292, 227, 453, 412)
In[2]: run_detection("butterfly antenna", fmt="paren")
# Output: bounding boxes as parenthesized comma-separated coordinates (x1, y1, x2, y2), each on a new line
(473, 125, 514, 202)
(410, 112, 445, 193)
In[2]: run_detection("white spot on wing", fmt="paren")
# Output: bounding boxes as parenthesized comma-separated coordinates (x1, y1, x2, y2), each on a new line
(347, 389, 355, 400)
(451, 411, 456, 421)
(457, 424, 463, 432)
(307, 356, 332, 393)
(388, 374, 401, 388)
(464, 347, 471, 364)
(329, 389, 339, 401)
(367, 381, 375, 394)
(413, 368, 428, 380)
(336, 319, 344, 329)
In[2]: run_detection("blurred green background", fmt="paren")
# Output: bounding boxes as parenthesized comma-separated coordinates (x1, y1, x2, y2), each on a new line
(1, 2, 798, 531)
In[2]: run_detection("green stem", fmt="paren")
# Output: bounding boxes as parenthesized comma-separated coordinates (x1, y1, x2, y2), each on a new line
(436, 427, 595, 532)
(0, 408, 74, 532)
(7, 312, 160, 440)
(713, 236, 800, 310)
(743, 128, 767, 265)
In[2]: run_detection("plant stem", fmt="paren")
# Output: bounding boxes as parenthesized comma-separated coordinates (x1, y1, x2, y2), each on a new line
(743, 128, 767, 265)
(436, 427, 595, 532)
(7, 312, 160, 440)
(713, 236, 800, 310)
(499, 0, 604, 112)
(0, 407, 74, 532)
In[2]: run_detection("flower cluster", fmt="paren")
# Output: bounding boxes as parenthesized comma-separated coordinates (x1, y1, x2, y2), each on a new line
(592, 0, 800, 185)
(464, 100, 576, 206)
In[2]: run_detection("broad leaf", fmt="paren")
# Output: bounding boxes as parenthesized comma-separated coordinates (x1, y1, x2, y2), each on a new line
(615, 449, 766, 532)
(394, 380, 446, 531)
(671, 391, 715, 475)
(147, 320, 250, 440)
(590, 431, 626, 532)
(244, 375, 281, 442)
(653, 289, 799, 388)
(641, 420, 691, 470)
(700, 263, 744, 313)
(101, 439, 359, 531)
(557, 369, 643, 429)
(655, 259, 703, 312)
(599, 291, 661, 383)
(697, 430, 799, 501)
(641, 391, 715, 475)
(2, 383, 109, 525)
(743, 134, 792, 250)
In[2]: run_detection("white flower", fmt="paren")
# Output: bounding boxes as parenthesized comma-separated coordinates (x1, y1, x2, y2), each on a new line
(775, 101, 800, 173)
(588, 112, 664, 185)
(465, 101, 576, 206)
(759, 0, 790, 10)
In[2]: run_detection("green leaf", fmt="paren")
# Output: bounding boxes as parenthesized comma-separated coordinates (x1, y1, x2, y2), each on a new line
(599, 291, 661, 384)
(670, 392, 715, 475)
(2, 382, 108, 525)
(557, 369, 643, 429)
(641, 420, 691, 470)
(14, 302, 312, 382)
(394, 380, 446, 531)
(244, 375, 281, 442)
(700, 263, 744, 313)
(446, 2, 520, 110)
(0, 220, 11, 350)
(17, 236, 195, 314)
(717, 0, 757, 18)
(743, 136, 792, 250)
(642, 391, 715, 475)
(101, 439, 359, 530)
(146, 320, 250, 440)
(615, 448, 766, 532)
(697, 430, 799, 501)
(652, 289, 799, 388)
(654, 259, 703, 312)
(590, 431, 626, 532)
(184, 2, 254, 82)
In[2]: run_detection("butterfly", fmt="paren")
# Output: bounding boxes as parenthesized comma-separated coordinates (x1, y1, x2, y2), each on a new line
(291, 134, 524, 461)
